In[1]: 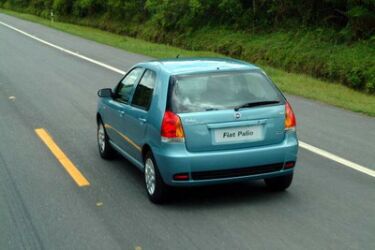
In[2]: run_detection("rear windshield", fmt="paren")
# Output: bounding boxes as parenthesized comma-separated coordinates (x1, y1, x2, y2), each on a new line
(169, 70, 284, 113)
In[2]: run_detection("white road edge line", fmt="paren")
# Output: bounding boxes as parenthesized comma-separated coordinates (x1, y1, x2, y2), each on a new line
(1, 20, 374, 178)
(299, 142, 374, 177)
(0, 21, 126, 75)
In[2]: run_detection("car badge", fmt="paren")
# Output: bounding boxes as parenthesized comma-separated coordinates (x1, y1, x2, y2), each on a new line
(235, 112, 241, 120)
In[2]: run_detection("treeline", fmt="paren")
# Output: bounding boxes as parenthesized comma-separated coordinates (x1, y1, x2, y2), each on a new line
(2, 0, 375, 40)
(1, 0, 375, 93)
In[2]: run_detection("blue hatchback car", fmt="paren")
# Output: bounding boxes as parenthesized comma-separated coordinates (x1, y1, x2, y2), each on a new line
(97, 58, 298, 203)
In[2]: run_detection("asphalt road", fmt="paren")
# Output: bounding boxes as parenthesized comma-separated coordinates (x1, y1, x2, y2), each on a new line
(0, 14, 374, 250)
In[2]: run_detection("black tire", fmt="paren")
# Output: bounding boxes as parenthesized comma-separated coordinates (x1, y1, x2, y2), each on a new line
(144, 151, 170, 204)
(97, 119, 115, 159)
(264, 173, 293, 191)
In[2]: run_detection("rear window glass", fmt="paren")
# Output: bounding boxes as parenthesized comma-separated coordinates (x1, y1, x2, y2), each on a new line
(169, 71, 283, 113)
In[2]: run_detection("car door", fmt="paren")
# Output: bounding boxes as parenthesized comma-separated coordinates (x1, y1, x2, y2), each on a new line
(120, 69, 157, 163)
(104, 67, 144, 152)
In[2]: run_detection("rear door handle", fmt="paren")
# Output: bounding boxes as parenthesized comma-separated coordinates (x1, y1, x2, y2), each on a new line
(138, 118, 147, 123)
(119, 111, 125, 117)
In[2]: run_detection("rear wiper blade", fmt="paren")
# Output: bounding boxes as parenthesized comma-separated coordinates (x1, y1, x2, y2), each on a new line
(234, 100, 280, 111)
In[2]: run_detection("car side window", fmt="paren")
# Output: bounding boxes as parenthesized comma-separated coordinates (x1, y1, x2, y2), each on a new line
(115, 68, 144, 103)
(131, 69, 156, 110)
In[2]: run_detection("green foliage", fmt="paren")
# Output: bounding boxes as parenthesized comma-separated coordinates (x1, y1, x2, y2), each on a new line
(1, 0, 374, 93)
(52, 0, 72, 15)
(2, 0, 373, 39)
(174, 27, 375, 93)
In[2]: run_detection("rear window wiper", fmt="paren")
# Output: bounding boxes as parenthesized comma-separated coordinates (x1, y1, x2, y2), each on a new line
(234, 100, 280, 111)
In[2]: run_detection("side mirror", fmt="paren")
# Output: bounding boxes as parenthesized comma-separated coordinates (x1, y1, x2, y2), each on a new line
(97, 88, 113, 98)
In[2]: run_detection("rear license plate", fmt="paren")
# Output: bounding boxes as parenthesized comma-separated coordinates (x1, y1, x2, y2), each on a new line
(214, 125, 263, 144)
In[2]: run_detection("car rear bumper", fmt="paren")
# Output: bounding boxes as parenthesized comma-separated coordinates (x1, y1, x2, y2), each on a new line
(152, 132, 298, 186)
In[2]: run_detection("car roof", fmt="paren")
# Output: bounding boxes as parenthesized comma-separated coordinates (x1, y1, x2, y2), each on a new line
(139, 58, 260, 75)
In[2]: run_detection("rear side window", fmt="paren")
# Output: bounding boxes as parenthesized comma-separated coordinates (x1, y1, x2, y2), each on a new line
(131, 69, 156, 110)
(170, 71, 283, 113)
(115, 67, 144, 103)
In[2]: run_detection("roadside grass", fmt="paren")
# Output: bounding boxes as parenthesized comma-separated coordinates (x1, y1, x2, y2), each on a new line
(1, 9, 374, 116)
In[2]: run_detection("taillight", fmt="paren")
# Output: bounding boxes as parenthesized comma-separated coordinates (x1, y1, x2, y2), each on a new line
(285, 101, 296, 130)
(161, 111, 185, 142)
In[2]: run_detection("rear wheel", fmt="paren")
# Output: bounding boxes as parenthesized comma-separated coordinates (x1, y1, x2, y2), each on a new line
(264, 173, 293, 191)
(97, 120, 115, 159)
(144, 151, 169, 204)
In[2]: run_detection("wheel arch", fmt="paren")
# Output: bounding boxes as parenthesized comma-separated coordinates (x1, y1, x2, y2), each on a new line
(142, 144, 152, 163)
(96, 113, 102, 124)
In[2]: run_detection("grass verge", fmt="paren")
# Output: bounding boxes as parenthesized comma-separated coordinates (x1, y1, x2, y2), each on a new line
(1, 8, 374, 116)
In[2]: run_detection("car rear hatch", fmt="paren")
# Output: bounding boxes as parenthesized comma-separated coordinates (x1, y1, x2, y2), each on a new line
(168, 69, 286, 152)
(179, 106, 285, 152)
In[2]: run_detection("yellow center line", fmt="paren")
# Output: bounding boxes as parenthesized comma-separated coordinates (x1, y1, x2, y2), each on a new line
(35, 128, 90, 187)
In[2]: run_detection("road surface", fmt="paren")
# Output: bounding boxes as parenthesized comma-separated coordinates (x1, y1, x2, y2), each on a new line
(0, 14, 374, 250)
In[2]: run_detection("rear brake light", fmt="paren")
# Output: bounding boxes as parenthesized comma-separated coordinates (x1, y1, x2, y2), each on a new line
(285, 101, 296, 130)
(161, 111, 185, 142)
